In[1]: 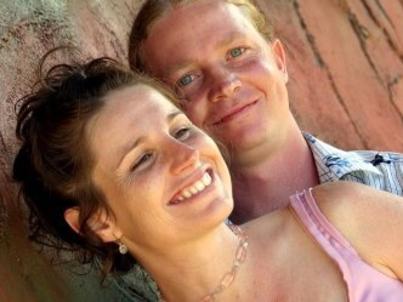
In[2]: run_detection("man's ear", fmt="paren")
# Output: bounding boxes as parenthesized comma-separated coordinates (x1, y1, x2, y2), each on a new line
(271, 39, 288, 83)
(64, 207, 121, 243)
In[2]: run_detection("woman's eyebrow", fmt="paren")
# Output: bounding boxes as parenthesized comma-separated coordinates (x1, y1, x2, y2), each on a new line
(116, 136, 146, 170)
(116, 110, 183, 169)
(167, 110, 183, 122)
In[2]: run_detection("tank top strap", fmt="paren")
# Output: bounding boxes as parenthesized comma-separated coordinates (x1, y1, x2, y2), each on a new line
(290, 189, 403, 302)
(290, 189, 360, 301)
(290, 188, 359, 256)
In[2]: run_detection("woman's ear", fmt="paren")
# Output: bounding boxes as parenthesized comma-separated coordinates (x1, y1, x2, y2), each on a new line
(64, 207, 81, 234)
(64, 207, 122, 243)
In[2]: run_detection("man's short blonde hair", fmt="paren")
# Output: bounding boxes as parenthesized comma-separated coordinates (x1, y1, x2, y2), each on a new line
(128, 0, 273, 72)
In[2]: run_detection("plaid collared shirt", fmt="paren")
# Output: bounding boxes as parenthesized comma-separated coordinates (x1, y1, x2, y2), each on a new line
(305, 133, 403, 196)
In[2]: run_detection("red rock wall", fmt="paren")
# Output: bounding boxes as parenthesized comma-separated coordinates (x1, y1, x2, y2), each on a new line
(0, 0, 402, 301)
(0, 2, 143, 301)
(260, 0, 403, 150)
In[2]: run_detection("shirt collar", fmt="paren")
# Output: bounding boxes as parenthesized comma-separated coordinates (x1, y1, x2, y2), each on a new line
(303, 133, 382, 180)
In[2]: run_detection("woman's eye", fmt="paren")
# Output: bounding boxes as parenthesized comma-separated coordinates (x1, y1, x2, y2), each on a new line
(174, 127, 191, 140)
(131, 152, 153, 171)
(228, 47, 246, 59)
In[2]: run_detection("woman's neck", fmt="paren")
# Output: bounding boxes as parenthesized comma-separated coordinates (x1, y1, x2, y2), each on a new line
(131, 223, 249, 301)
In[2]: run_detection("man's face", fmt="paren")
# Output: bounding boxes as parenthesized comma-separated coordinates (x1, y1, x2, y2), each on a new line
(142, 0, 290, 162)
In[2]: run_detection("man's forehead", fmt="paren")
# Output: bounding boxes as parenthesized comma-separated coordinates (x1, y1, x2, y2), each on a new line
(143, 1, 259, 75)
(158, 0, 253, 31)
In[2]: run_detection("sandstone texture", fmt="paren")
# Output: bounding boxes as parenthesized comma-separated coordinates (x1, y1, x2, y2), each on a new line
(0, 0, 402, 301)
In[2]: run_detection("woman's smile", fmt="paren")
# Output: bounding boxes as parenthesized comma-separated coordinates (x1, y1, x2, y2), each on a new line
(169, 168, 214, 205)
(88, 83, 233, 245)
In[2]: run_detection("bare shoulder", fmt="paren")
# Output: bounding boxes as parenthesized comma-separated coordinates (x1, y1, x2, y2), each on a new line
(312, 181, 402, 220)
(311, 181, 403, 274)
(312, 180, 381, 203)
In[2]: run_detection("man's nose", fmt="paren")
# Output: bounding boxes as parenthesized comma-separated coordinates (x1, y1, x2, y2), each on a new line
(208, 66, 241, 102)
(170, 141, 200, 175)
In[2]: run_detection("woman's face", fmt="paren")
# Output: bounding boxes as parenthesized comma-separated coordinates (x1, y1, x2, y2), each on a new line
(87, 84, 233, 252)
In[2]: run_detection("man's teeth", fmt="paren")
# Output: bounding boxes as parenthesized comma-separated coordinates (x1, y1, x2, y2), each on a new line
(174, 172, 212, 203)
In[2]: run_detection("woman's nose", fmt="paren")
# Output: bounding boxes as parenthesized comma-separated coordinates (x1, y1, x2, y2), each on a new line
(169, 142, 200, 175)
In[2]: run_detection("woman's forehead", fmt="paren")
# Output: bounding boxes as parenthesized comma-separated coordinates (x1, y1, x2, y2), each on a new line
(87, 84, 179, 159)
(103, 84, 174, 115)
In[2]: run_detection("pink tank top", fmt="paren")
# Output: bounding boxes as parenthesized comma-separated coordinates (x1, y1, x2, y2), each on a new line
(289, 189, 403, 302)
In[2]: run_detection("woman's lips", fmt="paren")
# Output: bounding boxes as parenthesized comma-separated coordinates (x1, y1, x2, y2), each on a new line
(168, 169, 215, 206)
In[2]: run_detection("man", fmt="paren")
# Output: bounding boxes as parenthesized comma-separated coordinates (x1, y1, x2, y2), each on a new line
(119, 0, 403, 299)
(128, 0, 403, 223)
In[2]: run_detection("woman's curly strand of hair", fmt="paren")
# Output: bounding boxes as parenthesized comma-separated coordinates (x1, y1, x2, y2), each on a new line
(13, 50, 139, 278)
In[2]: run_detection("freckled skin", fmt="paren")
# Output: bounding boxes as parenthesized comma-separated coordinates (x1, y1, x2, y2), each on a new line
(142, 0, 293, 163)
(139, 0, 320, 223)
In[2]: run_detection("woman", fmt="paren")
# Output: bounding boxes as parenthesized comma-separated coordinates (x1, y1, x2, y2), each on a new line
(13, 57, 403, 301)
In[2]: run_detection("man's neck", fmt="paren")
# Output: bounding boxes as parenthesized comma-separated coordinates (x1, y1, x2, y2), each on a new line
(229, 132, 319, 224)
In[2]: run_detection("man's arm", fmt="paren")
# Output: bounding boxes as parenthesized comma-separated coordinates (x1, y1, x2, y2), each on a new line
(313, 181, 403, 280)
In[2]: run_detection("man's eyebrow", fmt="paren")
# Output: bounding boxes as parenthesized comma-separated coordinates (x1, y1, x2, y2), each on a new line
(163, 60, 194, 79)
(215, 31, 245, 49)
(163, 31, 245, 78)
(116, 110, 183, 169)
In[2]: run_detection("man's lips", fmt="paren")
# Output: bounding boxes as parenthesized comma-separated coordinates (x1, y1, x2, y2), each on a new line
(212, 100, 259, 125)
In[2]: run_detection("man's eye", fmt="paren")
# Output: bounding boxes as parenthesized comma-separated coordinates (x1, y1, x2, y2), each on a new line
(229, 47, 246, 59)
(131, 152, 153, 171)
(174, 127, 191, 140)
(177, 74, 194, 87)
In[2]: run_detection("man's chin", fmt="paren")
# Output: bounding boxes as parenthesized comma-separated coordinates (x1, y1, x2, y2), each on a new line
(218, 131, 269, 153)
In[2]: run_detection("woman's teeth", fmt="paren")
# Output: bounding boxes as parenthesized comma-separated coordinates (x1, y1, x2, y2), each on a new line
(172, 172, 212, 204)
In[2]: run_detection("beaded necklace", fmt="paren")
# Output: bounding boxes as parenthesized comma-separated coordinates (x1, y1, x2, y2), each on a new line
(160, 223, 249, 301)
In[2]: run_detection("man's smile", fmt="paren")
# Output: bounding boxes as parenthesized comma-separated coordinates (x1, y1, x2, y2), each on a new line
(212, 99, 260, 126)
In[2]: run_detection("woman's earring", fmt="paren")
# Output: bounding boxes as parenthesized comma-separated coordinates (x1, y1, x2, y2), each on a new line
(118, 241, 128, 254)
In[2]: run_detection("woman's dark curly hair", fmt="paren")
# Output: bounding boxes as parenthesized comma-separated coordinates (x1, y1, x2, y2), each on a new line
(12, 50, 175, 278)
